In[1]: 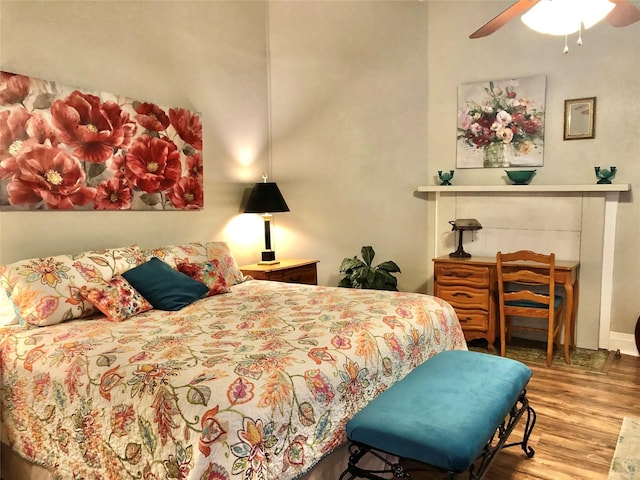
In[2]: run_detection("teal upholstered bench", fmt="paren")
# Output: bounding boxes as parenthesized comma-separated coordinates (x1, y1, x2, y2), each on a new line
(340, 350, 536, 480)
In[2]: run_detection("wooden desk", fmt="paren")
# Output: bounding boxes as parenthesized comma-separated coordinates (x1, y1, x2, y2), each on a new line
(433, 255, 579, 350)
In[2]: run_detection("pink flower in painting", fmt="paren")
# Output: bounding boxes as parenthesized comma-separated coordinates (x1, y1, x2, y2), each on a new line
(125, 135, 181, 193)
(94, 177, 132, 210)
(7, 144, 96, 209)
(0, 72, 30, 105)
(0, 109, 58, 179)
(169, 108, 202, 150)
(50, 90, 137, 163)
(134, 102, 170, 132)
(167, 176, 203, 210)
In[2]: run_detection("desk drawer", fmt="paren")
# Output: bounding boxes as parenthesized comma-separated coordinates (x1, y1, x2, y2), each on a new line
(436, 284, 490, 310)
(456, 309, 489, 332)
(435, 264, 491, 288)
(455, 309, 489, 331)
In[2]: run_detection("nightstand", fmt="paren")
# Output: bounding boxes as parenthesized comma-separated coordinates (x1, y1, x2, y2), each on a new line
(240, 259, 319, 285)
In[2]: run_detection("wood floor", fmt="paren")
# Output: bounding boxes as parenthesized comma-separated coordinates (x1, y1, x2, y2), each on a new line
(485, 352, 640, 479)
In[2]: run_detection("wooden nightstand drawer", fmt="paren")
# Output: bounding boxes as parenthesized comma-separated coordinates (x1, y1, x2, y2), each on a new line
(454, 309, 490, 331)
(240, 259, 319, 286)
(435, 264, 491, 288)
(279, 263, 317, 284)
(435, 284, 491, 310)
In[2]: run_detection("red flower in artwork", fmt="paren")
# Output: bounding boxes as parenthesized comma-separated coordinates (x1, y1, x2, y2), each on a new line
(169, 108, 202, 150)
(94, 177, 133, 210)
(0, 109, 59, 179)
(167, 176, 203, 210)
(50, 90, 137, 163)
(125, 135, 181, 193)
(7, 144, 96, 209)
(186, 153, 203, 178)
(108, 152, 126, 179)
(134, 102, 170, 132)
(0, 108, 31, 179)
(0, 72, 30, 105)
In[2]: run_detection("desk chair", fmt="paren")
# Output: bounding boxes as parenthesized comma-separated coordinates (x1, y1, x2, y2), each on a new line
(496, 250, 568, 367)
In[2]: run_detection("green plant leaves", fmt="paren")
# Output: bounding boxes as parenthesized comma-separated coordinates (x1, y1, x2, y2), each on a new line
(361, 246, 375, 266)
(338, 246, 401, 291)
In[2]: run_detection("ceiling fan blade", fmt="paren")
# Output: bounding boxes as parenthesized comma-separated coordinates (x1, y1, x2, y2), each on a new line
(469, 0, 541, 39)
(607, 0, 640, 27)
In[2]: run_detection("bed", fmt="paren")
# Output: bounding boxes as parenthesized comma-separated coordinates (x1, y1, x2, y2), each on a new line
(0, 241, 466, 480)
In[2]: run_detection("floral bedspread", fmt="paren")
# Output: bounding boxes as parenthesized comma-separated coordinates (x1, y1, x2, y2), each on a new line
(0, 280, 466, 480)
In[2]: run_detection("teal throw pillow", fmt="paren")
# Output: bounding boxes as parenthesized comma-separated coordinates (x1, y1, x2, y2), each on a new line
(122, 257, 209, 311)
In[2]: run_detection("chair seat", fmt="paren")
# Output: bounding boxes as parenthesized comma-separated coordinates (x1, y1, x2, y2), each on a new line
(505, 294, 563, 310)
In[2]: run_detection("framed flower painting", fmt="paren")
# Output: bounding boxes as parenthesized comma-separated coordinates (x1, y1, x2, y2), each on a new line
(0, 71, 203, 210)
(456, 75, 546, 168)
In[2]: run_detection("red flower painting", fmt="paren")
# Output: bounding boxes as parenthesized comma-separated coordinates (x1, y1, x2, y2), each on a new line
(0, 71, 203, 210)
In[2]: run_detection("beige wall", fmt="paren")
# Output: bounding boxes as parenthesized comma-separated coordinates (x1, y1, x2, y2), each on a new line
(1, 1, 638, 345)
(0, 0, 271, 264)
(424, 1, 639, 346)
(267, 2, 430, 290)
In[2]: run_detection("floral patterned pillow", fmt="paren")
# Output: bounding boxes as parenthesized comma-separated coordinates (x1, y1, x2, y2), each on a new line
(205, 241, 247, 286)
(81, 275, 152, 322)
(1, 245, 144, 326)
(176, 260, 231, 296)
(141, 242, 208, 268)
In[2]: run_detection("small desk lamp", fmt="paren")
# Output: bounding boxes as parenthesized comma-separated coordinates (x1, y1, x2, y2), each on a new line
(449, 219, 482, 258)
(244, 174, 290, 264)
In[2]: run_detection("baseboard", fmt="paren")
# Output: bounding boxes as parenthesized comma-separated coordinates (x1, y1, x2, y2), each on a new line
(608, 331, 639, 357)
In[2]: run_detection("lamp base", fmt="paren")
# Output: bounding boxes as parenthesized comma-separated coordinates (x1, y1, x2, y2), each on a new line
(258, 250, 279, 265)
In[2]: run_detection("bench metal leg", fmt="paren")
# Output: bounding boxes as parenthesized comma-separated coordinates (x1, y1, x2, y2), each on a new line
(469, 389, 536, 479)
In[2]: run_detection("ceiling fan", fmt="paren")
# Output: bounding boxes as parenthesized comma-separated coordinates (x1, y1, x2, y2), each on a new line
(469, 0, 640, 39)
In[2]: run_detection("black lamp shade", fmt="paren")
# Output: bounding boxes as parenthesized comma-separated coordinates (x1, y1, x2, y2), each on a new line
(244, 182, 290, 214)
(243, 181, 289, 264)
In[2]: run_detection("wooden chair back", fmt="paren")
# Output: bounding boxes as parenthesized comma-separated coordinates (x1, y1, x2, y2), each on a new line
(496, 250, 564, 367)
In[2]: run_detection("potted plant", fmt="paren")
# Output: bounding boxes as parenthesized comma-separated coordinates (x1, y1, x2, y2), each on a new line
(338, 246, 401, 291)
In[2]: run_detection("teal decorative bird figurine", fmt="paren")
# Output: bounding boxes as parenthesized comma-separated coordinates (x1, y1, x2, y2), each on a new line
(595, 166, 616, 184)
(438, 170, 454, 186)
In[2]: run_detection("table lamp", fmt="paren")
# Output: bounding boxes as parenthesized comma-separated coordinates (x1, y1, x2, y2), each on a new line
(243, 174, 290, 264)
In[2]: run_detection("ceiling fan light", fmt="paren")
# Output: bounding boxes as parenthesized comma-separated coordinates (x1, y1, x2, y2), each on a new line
(521, 0, 615, 35)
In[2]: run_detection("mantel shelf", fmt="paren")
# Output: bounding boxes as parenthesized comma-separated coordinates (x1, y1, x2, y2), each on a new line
(416, 184, 630, 193)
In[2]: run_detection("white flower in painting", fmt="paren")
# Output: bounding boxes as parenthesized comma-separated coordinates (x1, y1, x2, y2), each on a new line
(496, 110, 512, 126)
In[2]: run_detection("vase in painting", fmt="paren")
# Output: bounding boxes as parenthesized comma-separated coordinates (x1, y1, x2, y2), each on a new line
(483, 142, 505, 168)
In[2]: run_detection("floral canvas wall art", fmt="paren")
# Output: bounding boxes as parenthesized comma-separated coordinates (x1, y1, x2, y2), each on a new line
(0, 71, 203, 210)
(456, 75, 546, 168)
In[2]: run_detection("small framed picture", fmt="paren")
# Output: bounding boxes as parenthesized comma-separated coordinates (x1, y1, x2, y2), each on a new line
(564, 97, 596, 140)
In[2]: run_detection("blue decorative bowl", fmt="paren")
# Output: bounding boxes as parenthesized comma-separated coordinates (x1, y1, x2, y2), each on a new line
(505, 169, 536, 185)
